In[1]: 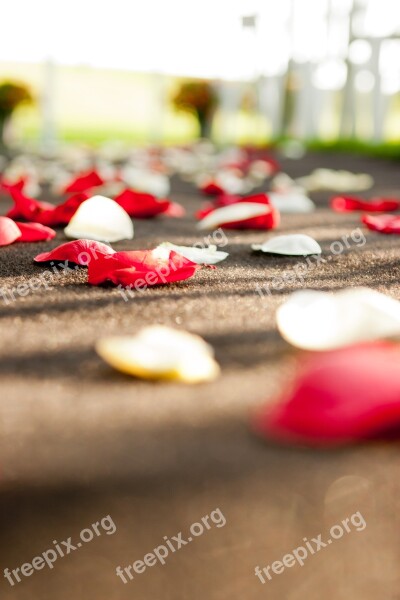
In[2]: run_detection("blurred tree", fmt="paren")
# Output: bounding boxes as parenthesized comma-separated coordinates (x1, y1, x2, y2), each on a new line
(0, 81, 32, 150)
(173, 80, 217, 138)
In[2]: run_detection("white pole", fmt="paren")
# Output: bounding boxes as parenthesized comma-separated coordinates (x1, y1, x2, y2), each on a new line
(41, 58, 57, 153)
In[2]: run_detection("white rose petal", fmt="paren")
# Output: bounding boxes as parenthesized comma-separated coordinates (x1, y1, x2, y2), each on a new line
(295, 169, 374, 192)
(269, 192, 315, 213)
(277, 288, 400, 351)
(158, 242, 228, 264)
(64, 195, 134, 243)
(121, 166, 170, 197)
(252, 234, 321, 256)
(96, 325, 220, 383)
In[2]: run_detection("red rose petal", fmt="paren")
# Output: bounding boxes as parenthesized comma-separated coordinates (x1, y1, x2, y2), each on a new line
(253, 342, 400, 447)
(331, 195, 400, 213)
(34, 239, 115, 265)
(0, 216, 22, 246)
(198, 194, 278, 230)
(362, 214, 400, 234)
(6, 187, 54, 223)
(15, 222, 56, 242)
(63, 170, 104, 194)
(200, 181, 226, 196)
(88, 249, 201, 287)
(114, 189, 180, 218)
(6, 188, 89, 226)
(45, 193, 89, 226)
(163, 201, 185, 218)
(196, 193, 276, 228)
(196, 205, 215, 220)
(219, 208, 280, 230)
(0, 178, 25, 193)
(195, 195, 241, 220)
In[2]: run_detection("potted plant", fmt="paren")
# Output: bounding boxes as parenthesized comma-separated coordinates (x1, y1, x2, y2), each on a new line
(173, 80, 217, 139)
(0, 81, 32, 150)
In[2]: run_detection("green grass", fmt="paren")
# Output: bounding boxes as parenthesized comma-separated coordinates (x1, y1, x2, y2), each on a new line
(305, 139, 400, 160)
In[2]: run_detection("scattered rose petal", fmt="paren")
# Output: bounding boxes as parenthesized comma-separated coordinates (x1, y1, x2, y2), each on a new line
(295, 169, 374, 192)
(6, 187, 89, 226)
(195, 194, 241, 220)
(163, 201, 186, 218)
(0, 216, 22, 246)
(6, 187, 55, 223)
(252, 234, 321, 256)
(362, 214, 400, 234)
(114, 189, 184, 218)
(34, 239, 115, 265)
(158, 242, 228, 264)
(96, 325, 220, 383)
(48, 193, 90, 225)
(277, 288, 400, 351)
(271, 172, 303, 194)
(269, 192, 315, 213)
(331, 195, 400, 212)
(0, 178, 25, 193)
(63, 170, 104, 193)
(88, 246, 201, 287)
(64, 195, 134, 242)
(197, 198, 279, 231)
(200, 181, 226, 196)
(253, 342, 400, 446)
(120, 167, 170, 197)
(15, 222, 56, 242)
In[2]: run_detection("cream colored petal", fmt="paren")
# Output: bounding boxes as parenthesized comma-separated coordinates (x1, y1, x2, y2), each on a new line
(96, 326, 220, 383)
(64, 195, 134, 243)
(252, 234, 321, 256)
(120, 167, 170, 197)
(269, 193, 315, 214)
(158, 242, 228, 264)
(277, 288, 400, 351)
(295, 169, 374, 192)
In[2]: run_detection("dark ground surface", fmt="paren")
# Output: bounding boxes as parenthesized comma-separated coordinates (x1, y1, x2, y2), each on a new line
(1, 152, 400, 599)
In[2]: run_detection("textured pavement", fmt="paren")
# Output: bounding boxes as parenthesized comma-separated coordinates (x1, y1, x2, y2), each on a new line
(1, 152, 400, 599)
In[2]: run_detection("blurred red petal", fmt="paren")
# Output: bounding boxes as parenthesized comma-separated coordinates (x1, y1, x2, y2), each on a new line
(7, 187, 54, 223)
(220, 208, 279, 230)
(45, 193, 89, 226)
(195, 195, 241, 220)
(198, 195, 278, 230)
(15, 222, 56, 242)
(362, 214, 400, 234)
(163, 201, 185, 217)
(196, 193, 275, 228)
(0, 178, 25, 193)
(253, 343, 400, 447)
(88, 249, 201, 287)
(114, 189, 176, 218)
(200, 181, 226, 196)
(6, 188, 89, 226)
(63, 170, 104, 193)
(34, 239, 115, 265)
(0, 217, 21, 246)
(331, 195, 400, 212)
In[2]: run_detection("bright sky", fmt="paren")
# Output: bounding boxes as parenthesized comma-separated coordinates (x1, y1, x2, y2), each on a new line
(1, 0, 400, 79)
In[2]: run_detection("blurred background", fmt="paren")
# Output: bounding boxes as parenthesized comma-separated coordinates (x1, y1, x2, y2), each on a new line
(0, 0, 400, 151)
